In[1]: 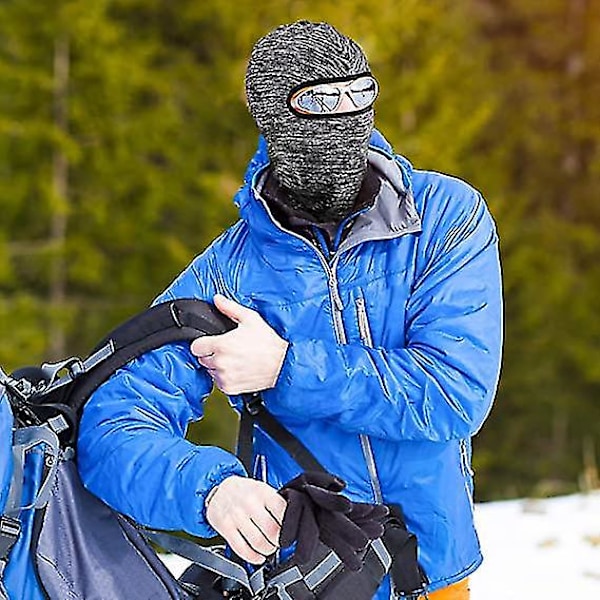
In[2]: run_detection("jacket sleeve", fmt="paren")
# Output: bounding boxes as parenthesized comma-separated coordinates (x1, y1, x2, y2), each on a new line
(77, 251, 246, 538)
(262, 186, 503, 443)
(0, 391, 13, 511)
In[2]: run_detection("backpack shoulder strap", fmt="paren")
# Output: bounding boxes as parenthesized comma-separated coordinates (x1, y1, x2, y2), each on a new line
(60, 298, 236, 416)
(6, 298, 234, 438)
(238, 394, 328, 475)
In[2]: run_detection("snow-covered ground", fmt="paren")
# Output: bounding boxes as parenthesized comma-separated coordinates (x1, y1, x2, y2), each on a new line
(470, 490, 600, 598)
(161, 491, 600, 598)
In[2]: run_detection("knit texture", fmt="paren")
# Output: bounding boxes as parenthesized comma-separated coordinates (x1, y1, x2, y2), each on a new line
(245, 21, 374, 222)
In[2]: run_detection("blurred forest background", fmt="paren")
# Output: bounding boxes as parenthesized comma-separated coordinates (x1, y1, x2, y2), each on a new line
(0, 0, 598, 501)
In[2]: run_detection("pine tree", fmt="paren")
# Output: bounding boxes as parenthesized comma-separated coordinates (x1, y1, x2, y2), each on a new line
(468, 0, 600, 498)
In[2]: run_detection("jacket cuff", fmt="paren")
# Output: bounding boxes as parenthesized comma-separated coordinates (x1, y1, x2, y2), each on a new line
(193, 461, 247, 538)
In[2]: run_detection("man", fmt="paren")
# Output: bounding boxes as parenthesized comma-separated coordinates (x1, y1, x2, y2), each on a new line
(78, 21, 502, 599)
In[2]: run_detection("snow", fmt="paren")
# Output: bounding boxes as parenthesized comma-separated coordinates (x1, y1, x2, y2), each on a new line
(470, 491, 600, 598)
(161, 491, 600, 597)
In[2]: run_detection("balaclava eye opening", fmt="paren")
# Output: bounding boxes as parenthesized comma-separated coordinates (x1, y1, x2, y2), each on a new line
(245, 21, 375, 223)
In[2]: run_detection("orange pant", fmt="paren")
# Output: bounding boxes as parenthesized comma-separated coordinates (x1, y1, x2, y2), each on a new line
(421, 578, 470, 599)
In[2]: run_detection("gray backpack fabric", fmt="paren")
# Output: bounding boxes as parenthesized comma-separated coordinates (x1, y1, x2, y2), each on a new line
(35, 459, 185, 600)
(0, 299, 235, 600)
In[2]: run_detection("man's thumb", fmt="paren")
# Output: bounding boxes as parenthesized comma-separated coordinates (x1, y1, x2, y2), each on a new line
(213, 294, 254, 324)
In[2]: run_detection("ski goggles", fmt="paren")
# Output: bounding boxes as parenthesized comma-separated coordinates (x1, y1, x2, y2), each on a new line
(287, 73, 379, 118)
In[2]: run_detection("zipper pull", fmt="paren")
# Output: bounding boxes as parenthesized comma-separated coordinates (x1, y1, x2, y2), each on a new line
(329, 278, 344, 311)
(356, 296, 373, 347)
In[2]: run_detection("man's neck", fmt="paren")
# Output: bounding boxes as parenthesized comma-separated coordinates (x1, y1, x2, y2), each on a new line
(261, 166, 381, 251)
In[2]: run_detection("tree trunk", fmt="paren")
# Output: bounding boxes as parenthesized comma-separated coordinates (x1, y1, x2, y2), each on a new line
(49, 36, 69, 360)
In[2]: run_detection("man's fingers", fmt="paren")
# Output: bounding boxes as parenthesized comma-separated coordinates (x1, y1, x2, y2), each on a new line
(191, 296, 287, 394)
(266, 493, 287, 525)
(245, 514, 282, 550)
(190, 337, 216, 358)
(217, 510, 280, 563)
(244, 518, 280, 555)
(213, 294, 257, 324)
(196, 353, 217, 370)
(246, 494, 286, 549)
(225, 529, 268, 565)
(205, 476, 286, 563)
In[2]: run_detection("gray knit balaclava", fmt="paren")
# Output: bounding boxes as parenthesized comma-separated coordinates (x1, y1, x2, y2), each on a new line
(245, 21, 375, 223)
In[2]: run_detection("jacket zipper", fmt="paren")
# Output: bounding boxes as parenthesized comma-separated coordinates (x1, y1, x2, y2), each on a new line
(459, 439, 475, 478)
(266, 240, 384, 505)
(355, 296, 384, 504)
(300, 245, 383, 505)
(254, 187, 384, 503)
(459, 439, 475, 511)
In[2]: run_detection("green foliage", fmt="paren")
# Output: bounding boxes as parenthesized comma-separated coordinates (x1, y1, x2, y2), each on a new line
(469, 0, 600, 500)
(0, 0, 598, 499)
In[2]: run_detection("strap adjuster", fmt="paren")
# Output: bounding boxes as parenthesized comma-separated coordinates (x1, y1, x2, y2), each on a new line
(0, 516, 21, 559)
(243, 393, 263, 416)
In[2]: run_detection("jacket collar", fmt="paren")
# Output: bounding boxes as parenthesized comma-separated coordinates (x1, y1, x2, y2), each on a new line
(340, 146, 421, 254)
(234, 130, 422, 253)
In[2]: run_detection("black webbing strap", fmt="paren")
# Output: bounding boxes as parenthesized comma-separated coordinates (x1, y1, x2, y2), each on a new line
(238, 394, 327, 475)
(66, 299, 236, 414)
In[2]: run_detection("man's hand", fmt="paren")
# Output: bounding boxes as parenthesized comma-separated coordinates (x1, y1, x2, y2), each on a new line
(191, 294, 288, 395)
(205, 475, 287, 564)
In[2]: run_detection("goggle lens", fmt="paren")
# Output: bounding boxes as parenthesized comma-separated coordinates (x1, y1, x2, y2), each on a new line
(288, 74, 379, 117)
(349, 77, 378, 108)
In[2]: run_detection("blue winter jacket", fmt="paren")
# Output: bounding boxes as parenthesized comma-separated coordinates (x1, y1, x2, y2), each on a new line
(78, 130, 503, 596)
(0, 392, 10, 599)
(0, 393, 11, 522)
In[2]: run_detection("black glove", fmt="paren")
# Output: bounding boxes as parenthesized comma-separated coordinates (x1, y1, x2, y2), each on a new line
(278, 487, 321, 564)
(345, 502, 389, 539)
(279, 472, 389, 571)
(317, 503, 388, 570)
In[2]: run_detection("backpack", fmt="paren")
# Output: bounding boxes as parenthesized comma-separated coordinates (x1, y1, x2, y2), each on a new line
(0, 298, 236, 600)
(0, 298, 428, 600)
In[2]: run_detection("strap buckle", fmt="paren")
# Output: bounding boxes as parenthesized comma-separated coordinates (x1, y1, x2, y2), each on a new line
(40, 357, 85, 387)
(0, 516, 21, 560)
(0, 366, 36, 403)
